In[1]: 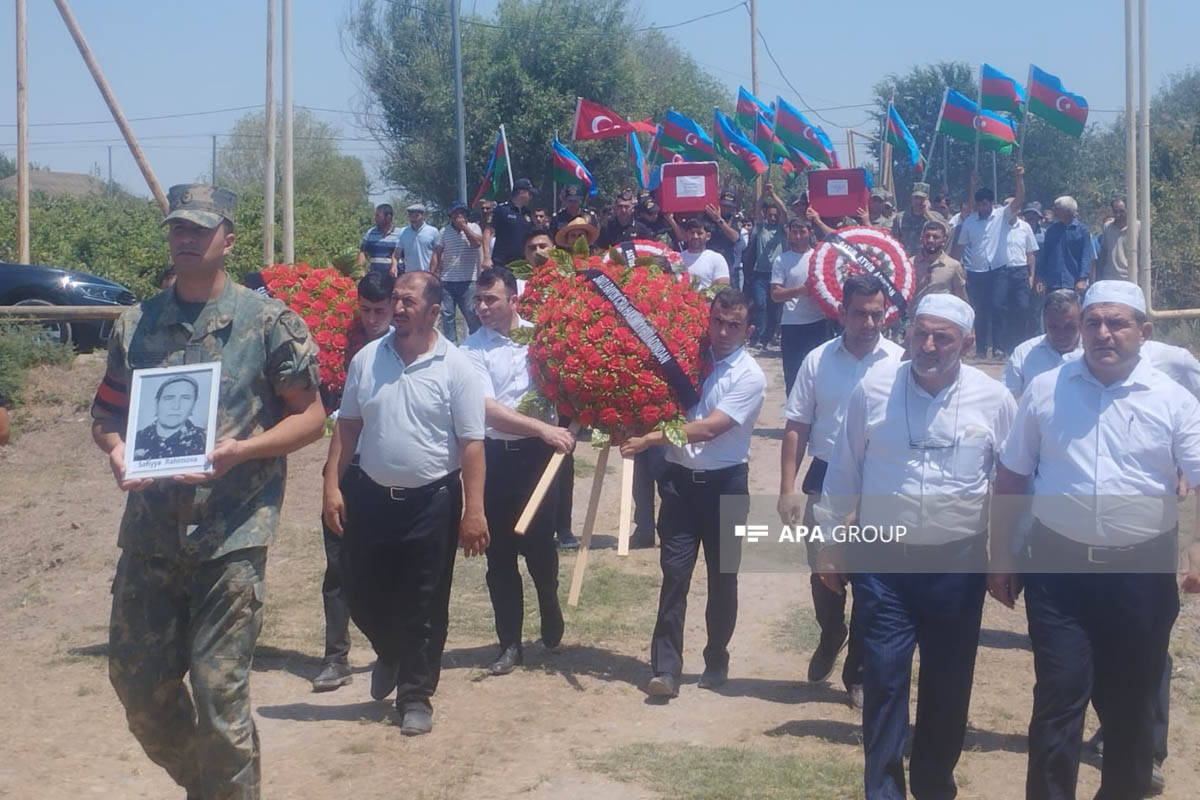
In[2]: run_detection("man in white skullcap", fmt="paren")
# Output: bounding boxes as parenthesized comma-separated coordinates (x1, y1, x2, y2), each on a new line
(991, 280, 1200, 799)
(815, 292, 1017, 800)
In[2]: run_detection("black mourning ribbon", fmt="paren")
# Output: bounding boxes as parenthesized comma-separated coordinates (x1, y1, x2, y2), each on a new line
(822, 232, 908, 317)
(581, 265, 702, 411)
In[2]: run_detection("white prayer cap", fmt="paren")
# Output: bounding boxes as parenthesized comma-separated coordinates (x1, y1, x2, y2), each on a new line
(1082, 280, 1146, 315)
(913, 293, 975, 334)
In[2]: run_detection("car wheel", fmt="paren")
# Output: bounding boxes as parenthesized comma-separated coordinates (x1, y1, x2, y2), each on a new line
(11, 297, 73, 347)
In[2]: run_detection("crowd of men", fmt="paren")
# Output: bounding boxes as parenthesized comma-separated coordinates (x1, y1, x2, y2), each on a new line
(82, 177, 1200, 800)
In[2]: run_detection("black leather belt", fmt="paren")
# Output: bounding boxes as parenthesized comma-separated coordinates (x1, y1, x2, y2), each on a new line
(1030, 521, 1177, 569)
(361, 470, 461, 501)
(485, 437, 542, 452)
(668, 462, 746, 484)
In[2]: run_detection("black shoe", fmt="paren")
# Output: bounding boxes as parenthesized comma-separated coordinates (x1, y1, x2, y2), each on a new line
(628, 534, 656, 549)
(646, 673, 679, 698)
(311, 661, 353, 692)
(698, 666, 728, 690)
(557, 530, 579, 550)
(489, 644, 523, 676)
(541, 600, 565, 650)
(370, 658, 398, 700)
(1150, 760, 1165, 795)
(807, 626, 848, 682)
(399, 703, 433, 736)
(847, 684, 864, 710)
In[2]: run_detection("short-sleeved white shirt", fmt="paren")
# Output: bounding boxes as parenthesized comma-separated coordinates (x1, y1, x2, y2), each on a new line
(1003, 218, 1039, 268)
(667, 346, 766, 470)
(815, 362, 1017, 545)
(680, 249, 730, 290)
(783, 334, 903, 461)
(999, 357, 1200, 545)
(460, 316, 548, 441)
(436, 223, 482, 282)
(339, 330, 485, 487)
(1142, 339, 1200, 400)
(958, 205, 1017, 272)
(1003, 334, 1082, 397)
(396, 223, 441, 272)
(770, 249, 825, 325)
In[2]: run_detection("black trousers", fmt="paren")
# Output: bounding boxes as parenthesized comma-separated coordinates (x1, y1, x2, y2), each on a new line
(965, 270, 995, 356)
(633, 445, 668, 540)
(651, 462, 747, 678)
(1023, 526, 1179, 800)
(483, 438, 561, 649)
(319, 463, 360, 664)
(341, 470, 461, 708)
(781, 320, 829, 397)
(801, 459, 863, 688)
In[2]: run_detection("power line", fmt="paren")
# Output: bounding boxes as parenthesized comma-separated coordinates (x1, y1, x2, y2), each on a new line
(380, 0, 747, 36)
(0, 104, 263, 128)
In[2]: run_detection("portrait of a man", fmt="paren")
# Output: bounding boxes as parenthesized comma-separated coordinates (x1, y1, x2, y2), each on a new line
(132, 374, 208, 460)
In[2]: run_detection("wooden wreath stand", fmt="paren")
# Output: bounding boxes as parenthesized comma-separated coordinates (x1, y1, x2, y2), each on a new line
(513, 429, 635, 607)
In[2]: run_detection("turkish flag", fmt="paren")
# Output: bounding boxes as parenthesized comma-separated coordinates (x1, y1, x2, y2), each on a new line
(572, 98, 635, 141)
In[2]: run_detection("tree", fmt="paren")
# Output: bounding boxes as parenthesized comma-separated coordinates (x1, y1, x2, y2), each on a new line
(344, 0, 728, 210)
(217, 109, 370, 208)
(0, 152, 14, 181)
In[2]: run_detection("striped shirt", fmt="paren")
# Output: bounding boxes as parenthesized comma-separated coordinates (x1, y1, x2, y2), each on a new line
(359, 225, 400, 272)
(437, 223, 482, 282)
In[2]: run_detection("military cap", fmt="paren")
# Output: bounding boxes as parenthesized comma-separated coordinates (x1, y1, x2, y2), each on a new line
(719, 190, 736, 203)
(513, 177, 537, 194)
(162, 184, 237, 228)
(563, 184, 582, 199)
(615, 187, 635, 201)
(870, 187, 892, 201)
(910, 182, 931, 198)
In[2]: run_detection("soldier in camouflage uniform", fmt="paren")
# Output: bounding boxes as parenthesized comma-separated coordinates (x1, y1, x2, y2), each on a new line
(890, 181, 947, 257)
(91, 184, 324, 800)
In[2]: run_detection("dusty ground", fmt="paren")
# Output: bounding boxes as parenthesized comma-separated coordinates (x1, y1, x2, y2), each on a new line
(1, 350, 1199, 799)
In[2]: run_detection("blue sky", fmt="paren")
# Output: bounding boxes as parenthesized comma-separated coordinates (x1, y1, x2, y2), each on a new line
(1, 0, 1195, 203)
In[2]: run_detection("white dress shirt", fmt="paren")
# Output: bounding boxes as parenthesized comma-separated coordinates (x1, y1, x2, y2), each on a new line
(1003, 334, 1082, 397)
(340, 331, 485, 487)
(1003, 218, 1039, 268)
(681, 249, 730, 289)
(1142, 339, 1200, 400)
(1000, 356, 1200, 546)
(667, 345, 765, 470)
(958, 205, 1017, 272)
(783, 334, 904, 461)
(460, 316, 547, 441)
(770, 249, 825, 325)
(816, 362, 1017, 545)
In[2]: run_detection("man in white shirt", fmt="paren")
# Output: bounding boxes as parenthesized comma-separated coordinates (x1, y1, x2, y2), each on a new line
(1094, 198, 1136, 282)
(325, 271, 488, 736)
(461, 268, 576, 677)
(770, 217, 829, 394)
(396, 203, 441, 273)
(620, 290, 766, 699)
(431, 202, 483, 343)
(952, 165, 1025, 358)
(679, 216, 731, 290)
(779, 273, 903, 707)
(1003, 289, 1083, 397)
(991, 212, 1040, 358)
(815, 293, 1017, 800)
(991, 281, 1200, 800)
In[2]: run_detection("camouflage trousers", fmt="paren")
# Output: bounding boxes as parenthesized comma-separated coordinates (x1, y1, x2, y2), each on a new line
(109, 547, 266, 800)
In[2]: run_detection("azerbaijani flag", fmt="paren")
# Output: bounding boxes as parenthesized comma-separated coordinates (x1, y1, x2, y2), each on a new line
(935, 89, 980, 144)
(976, 110, 1018, 154)
(658, 109, 715, 161)
(551, 137, 598, 196)
(736, 86, 774, 132)
(886, 106, 925, 175)
(471, 128, 508, 207)
(754, 112, 789, 163)
(981, 63, 1026, 116)
(784, 143, 816, 172)
(1028, 65, 1089, 137)
(714, 108, 768, 181)
(627, 131, 648, 189)
(774, 96, 838, 167)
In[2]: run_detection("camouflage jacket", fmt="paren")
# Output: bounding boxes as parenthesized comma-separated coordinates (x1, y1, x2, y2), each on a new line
(92, 276, 319, 560)
(891, 209, 947, 257)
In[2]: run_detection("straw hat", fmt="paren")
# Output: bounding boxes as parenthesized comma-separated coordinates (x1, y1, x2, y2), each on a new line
(554, 215, 599, 247)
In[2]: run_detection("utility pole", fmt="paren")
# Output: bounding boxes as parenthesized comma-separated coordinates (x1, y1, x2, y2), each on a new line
(281, 0, 295, 264)
(51, 0, 167, 213)
(450, 0, 467, 204)
(749, 0, 760, 201)
(16, 0, 30, 263)
(1136, 0, 1151, 303)
(263, 0, 277, 266)
(1123, 0, 1139, 284)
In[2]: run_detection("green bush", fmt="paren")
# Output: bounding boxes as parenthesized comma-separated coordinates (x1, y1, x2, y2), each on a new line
(0, 190, 373, 299)
(0, 325, 76, 405)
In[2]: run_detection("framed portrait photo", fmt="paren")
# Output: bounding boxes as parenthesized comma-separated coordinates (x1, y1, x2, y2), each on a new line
(123, 362, 221, 479)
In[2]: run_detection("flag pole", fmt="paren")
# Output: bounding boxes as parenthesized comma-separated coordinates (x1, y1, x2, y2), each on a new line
(973, 66, 982, 175)
(929, 89, 947, 184)
(552, 131, 559, 214)
(570, 97, 581, 144)
(1017, 65, 1032, 164)
(500, 124, 514, 191)
(991, 151, 999, 198)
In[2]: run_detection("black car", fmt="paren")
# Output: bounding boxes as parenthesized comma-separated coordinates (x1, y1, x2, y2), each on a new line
(0, 261, 137, 350)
